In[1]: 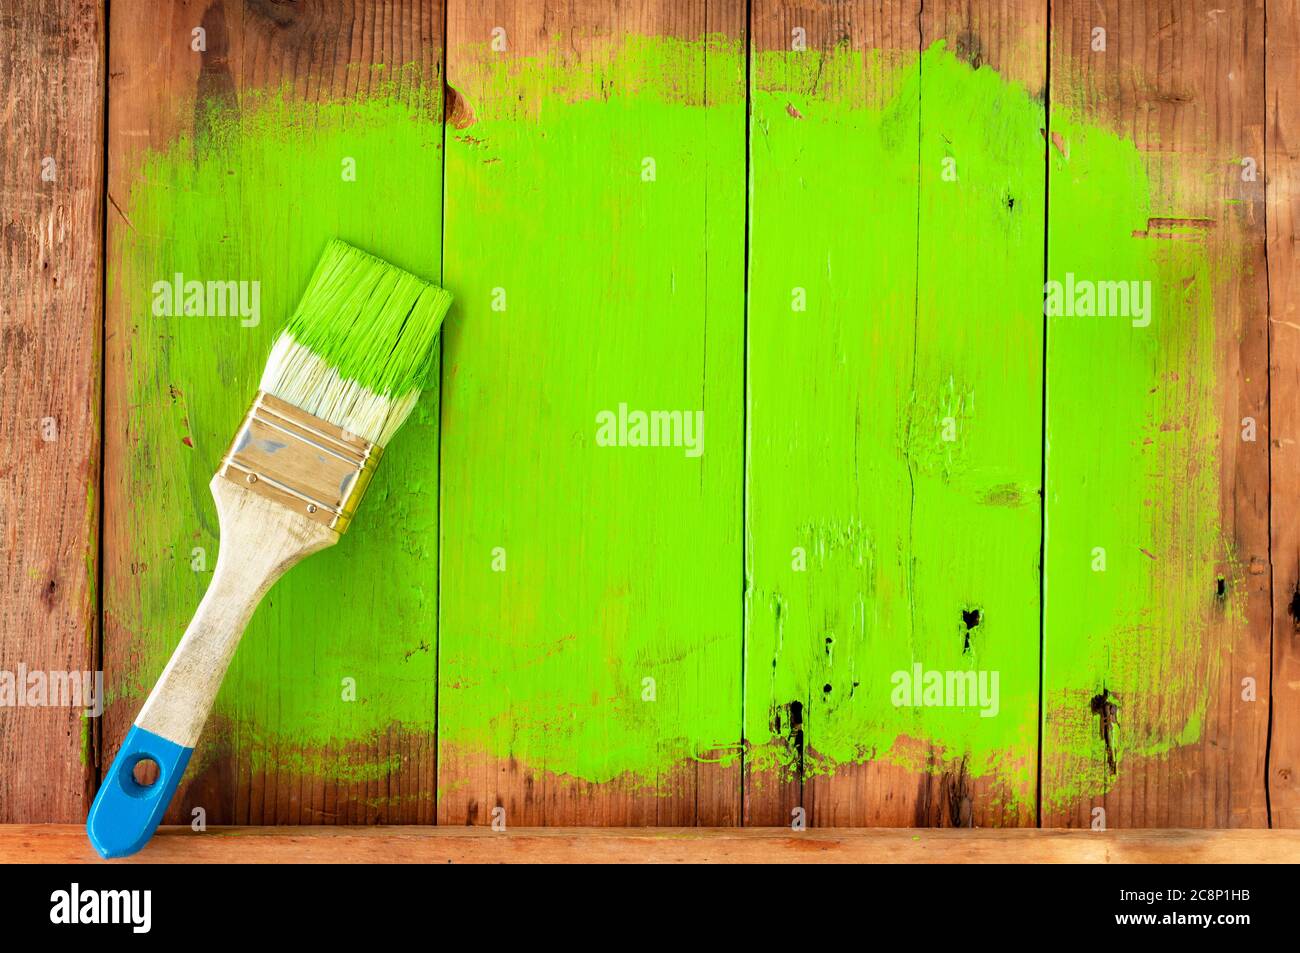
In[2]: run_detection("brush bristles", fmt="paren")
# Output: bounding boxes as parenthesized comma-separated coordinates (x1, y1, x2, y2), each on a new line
(259, 334, 420, 446)
(258, 240, 452, 447)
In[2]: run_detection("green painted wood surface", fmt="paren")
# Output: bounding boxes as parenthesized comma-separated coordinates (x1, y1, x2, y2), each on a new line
(437, 34, 746, 819)
(1041, 109, 1208, 814)
(93, 1, 1277, 827)
(745, 40, 1043, 823)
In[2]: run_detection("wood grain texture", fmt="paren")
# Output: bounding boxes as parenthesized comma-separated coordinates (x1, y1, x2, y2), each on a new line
(1043, 0, 1271, 827)
(437, 0, 747, 825)
(0, 0, 105, 824)
(1266, 0, 1300, 826)
(6, 823, 1298, 862)
(104, 0, 446, 825)
(745, 0, 1046, 827)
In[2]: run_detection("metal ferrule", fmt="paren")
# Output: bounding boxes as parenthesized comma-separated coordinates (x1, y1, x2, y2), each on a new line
(217, 391, 382, 533)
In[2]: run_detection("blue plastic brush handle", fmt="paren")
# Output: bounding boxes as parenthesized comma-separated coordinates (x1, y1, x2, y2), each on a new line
(86, 725, 194, 859)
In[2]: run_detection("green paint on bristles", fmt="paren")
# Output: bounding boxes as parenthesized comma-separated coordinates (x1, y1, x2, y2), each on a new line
(262, 238, 453, 445)
(284, 238, 451, 397)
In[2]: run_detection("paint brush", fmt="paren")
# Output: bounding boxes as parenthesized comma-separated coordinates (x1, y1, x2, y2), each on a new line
(86, 240, 452, 858)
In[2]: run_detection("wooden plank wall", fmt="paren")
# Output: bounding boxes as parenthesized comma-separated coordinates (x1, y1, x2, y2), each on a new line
(0, 0, 1295, 830)
(0, 0, 104, 824)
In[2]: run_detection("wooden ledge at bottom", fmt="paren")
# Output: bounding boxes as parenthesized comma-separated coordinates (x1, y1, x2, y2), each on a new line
(4, 826, 1297, 863)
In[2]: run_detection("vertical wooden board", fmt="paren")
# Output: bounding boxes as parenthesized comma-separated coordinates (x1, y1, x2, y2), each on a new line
(1267, 0, 1300, 827)
(744, 0, 918, 828)
(745, 1, 1044, 827)
(0, 0, 104, 823)
(1044, 0, 1271, 827)
(895, 0, 1045, 827)
(438, 0, 746, 825)
(104, 0, 445, 825)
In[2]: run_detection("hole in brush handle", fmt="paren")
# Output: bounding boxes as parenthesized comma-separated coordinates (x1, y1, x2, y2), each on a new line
(86, 724, 194, 859)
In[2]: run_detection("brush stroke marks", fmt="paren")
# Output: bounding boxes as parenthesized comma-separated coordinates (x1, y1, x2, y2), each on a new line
(1042, 88, 1243, 818)
(1042, 117, 1213, 809)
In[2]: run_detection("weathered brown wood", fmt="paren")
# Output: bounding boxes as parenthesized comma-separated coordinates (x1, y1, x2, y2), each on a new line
(0, 0, 105, 824)
(5, 823, 1298, 862)
(103, 0, 445, 826)
(1267, 0, 1300, 827)
(1044, 0, 1271, 827)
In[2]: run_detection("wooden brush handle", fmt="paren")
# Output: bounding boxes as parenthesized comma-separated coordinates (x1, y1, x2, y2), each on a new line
(86, 476, 337, 857)
(136, 476, 338, 745)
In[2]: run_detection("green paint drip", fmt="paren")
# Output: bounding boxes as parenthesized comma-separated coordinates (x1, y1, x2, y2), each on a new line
(111, 36, 1225, 808)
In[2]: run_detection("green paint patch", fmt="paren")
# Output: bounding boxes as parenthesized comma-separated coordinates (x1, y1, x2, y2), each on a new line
(110, 35, 1225, 809)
